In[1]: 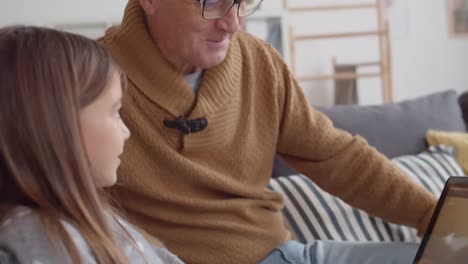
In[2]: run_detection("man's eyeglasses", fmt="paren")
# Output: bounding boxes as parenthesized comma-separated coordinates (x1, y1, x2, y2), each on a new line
(199, 0, 263, 20)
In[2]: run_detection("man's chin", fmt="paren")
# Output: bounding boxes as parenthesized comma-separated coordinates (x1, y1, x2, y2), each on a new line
(200, 52, 228, 69)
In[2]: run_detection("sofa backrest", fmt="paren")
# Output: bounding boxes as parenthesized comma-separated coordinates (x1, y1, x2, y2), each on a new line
(316, 90, 466, 158)
(273, 90, 468, 177)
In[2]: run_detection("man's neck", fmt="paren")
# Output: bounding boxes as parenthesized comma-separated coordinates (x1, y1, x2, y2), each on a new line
(180, 64, 201, 75)
(155, 42, 199, 74)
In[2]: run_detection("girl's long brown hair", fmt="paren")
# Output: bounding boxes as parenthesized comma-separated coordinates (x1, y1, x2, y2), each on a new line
(0, 26, 129, 263)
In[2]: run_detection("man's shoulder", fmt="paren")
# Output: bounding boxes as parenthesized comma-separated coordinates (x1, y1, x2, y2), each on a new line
(233, 31, 285, 69)
(235, 31, 277, 54)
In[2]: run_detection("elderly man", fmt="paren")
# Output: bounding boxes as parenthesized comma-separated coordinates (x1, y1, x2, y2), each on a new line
(101, 0, 436, 263)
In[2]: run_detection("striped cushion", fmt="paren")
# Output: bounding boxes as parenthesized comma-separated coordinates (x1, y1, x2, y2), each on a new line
(268, 145, 465, 243)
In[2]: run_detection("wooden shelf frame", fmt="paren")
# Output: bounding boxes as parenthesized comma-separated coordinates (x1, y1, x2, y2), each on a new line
(284, 0, 394, 103)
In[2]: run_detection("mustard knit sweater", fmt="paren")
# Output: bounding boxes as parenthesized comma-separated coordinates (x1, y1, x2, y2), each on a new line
(102, 1, 437, 263)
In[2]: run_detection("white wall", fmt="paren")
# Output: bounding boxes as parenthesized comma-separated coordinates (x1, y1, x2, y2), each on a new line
(1, 0, 467, 106)
(0, 0, 127, 38)
(392, 0, 468, 102)
(286, 0, 468, 106)
(0, 0, 127, 25)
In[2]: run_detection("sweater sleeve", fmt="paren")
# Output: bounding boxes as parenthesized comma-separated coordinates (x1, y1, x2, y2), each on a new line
(272, 50, 436, 235)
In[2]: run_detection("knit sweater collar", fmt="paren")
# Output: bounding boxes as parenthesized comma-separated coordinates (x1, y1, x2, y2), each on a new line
(102, 0, 242, 117)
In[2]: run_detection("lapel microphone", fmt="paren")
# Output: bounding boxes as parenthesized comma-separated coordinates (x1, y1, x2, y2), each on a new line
(163, 116, 208, 134)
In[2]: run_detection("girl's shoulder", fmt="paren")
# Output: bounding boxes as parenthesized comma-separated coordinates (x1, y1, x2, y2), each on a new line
(0, 207, 39, 263)
(0, 206, 93, 264)
(0, 206, 45, 242)
(113, 216, 185, 264)
(0, 207, 184, 264)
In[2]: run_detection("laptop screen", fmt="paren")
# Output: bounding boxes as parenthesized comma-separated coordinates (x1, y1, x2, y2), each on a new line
(414, 177, 468, 264)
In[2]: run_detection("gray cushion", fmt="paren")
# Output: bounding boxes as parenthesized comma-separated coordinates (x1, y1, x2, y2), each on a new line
(272, 90, 467, 178)
(269, 145, 464, 242)
(316, 90, 466, 158)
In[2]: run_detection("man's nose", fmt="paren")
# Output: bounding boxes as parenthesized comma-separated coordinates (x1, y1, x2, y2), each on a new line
(215, 3, 240, 33)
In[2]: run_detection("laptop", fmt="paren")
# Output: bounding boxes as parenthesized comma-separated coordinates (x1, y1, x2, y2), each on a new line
(413, 176, 468, 264)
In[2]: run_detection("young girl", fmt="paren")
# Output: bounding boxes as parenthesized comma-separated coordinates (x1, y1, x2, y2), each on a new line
(0, 26, 184, 264)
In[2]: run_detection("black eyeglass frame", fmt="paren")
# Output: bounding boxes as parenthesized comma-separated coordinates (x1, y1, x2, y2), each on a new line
(197, 0, 263, 20)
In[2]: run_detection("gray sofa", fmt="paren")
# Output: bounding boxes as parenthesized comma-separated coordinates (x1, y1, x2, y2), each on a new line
(273, 90, 468, 177)
(269, 90, 468, 244)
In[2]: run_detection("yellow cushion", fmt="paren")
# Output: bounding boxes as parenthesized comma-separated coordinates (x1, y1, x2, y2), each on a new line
(426, 130, 468, 174)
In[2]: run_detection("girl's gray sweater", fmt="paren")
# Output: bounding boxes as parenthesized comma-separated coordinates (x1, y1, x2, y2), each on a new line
(0, 206, 184, 264)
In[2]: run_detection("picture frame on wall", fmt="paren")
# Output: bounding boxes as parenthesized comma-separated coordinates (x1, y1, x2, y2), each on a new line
(447, 0, 468, 37)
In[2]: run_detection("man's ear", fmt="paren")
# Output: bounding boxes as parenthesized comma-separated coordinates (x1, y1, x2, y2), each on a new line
(138, 0, 157, 16)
